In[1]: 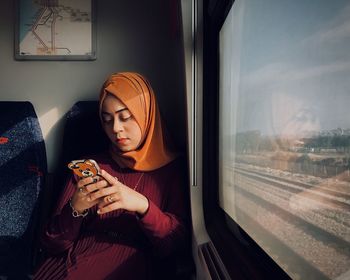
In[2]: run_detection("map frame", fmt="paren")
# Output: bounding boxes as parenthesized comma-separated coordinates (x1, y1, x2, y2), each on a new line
(14, 0, 96, 61)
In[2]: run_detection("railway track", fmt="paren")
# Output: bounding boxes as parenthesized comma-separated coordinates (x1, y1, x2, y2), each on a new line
(234, 165, 350, 211)
(225, 164, 350, 279)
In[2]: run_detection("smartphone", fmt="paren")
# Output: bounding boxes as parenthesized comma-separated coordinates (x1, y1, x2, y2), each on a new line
(68, 159, 101, 178)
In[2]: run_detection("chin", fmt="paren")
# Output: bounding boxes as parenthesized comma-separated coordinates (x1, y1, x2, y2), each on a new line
(120, 147, 132, 152)
(115, 144, 133, 152)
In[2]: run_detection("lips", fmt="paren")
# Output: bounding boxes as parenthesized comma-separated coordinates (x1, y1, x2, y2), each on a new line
(116, 138, 128, 144)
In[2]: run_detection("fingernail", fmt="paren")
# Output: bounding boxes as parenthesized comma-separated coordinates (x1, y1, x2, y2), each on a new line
(87, 197, 91, 201)
(97, 209, 101, 214)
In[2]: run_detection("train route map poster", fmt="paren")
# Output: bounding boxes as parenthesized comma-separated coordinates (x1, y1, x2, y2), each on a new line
(16, 0, 95, 60)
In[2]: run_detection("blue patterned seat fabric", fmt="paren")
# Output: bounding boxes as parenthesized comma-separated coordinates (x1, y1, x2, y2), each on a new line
(0, 102, 47, 279)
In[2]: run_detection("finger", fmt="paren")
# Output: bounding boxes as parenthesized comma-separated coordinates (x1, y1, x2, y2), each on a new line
(97, 201, 121, 214)
(97, 200, 109, 208)
(85, 179, 108, 193)
(100, 169, 119, 185)
(104, 193, 121, 204)
(77, 186, 88, 195)
(87, 186, 118, 202)
(97, 193, 121, 208)
(77, 176, 94, 188)
(77, 176, 99, 188)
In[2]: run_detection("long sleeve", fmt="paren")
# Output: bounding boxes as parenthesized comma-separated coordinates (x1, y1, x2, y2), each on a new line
(40, 175, 85, 254)
(34, 154, 192, 280)
(137, 160, 190, 258)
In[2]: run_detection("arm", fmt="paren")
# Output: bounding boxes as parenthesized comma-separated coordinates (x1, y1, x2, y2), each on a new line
(40, 175, 85, 254)
(137, 163, 191, 257)
(87, 161, 191, 257)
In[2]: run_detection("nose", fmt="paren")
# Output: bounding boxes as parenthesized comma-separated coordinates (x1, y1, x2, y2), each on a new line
(113, 118, 123, 133)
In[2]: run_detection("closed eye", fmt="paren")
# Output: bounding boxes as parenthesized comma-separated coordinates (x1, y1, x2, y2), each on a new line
(119, 110, 132, 121)
(101, 110, 133, 123)
(120, 115, 132, 121)
(101, 113, 113, 123)
(102, 118, 113, 123)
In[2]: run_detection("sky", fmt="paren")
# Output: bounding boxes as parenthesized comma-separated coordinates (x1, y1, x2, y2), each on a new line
(220, 0, 350, 137)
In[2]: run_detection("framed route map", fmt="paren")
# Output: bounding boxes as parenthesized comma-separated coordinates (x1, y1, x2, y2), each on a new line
(15, 0, 96, 60)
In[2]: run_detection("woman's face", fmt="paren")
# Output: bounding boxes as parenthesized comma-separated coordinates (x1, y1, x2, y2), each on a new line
(101, 94, 142, 152)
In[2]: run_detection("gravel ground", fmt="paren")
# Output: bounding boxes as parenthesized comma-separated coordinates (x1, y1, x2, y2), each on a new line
(225, 164, 350, 279)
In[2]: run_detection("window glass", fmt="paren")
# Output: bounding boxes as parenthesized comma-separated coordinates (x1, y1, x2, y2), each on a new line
(219, 0, 350, 279)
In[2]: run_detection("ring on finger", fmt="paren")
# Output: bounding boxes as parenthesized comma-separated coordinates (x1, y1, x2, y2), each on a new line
(107, 195, 115, 203)
(78, 187, 86, 194)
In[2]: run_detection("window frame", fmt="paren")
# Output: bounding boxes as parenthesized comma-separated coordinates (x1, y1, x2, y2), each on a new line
(202, 0, 291, 278)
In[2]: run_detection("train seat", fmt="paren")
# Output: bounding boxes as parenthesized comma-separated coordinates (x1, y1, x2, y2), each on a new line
(47, 101, 109, 216)
(54, 101, 108, 194)
(61, 101, 109, 166)
(0, 101, 47, 279)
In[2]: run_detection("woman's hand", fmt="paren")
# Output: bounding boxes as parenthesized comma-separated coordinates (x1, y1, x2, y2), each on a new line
(70, 175, 109, 213)
(87, 169, 149, 216)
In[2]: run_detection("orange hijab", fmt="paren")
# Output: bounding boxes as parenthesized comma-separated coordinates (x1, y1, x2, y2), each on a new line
(99, 72, 178, 171)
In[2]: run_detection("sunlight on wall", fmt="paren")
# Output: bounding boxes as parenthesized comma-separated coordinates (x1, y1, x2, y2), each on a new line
(38, 107, 63, 172)
(39, 107, 60, 139)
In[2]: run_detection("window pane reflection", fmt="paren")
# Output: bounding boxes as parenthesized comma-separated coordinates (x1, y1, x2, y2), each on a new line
(219, 0, 350, 279)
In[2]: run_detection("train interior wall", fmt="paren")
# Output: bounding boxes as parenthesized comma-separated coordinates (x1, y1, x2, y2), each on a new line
(0, 0, 187, 173)
(0, 0, 196, 277)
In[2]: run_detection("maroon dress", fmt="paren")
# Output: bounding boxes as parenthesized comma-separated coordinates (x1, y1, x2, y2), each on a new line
(34, 153, 190, 280)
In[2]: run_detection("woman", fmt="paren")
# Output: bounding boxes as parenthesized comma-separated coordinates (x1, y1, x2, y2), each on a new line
(34, 72, 191, 279)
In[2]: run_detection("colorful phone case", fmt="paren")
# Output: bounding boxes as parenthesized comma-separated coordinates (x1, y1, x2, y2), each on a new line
(68, 159, 100, 178)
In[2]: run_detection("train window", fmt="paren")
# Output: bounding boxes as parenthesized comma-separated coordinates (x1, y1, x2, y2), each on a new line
(217, 0, 350, 279)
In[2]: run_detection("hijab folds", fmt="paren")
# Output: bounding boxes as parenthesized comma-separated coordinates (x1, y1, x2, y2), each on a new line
(99, 72, 177, 171)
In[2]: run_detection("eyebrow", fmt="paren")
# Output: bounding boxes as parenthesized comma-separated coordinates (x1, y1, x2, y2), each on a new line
(101, 108, 128, 115)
